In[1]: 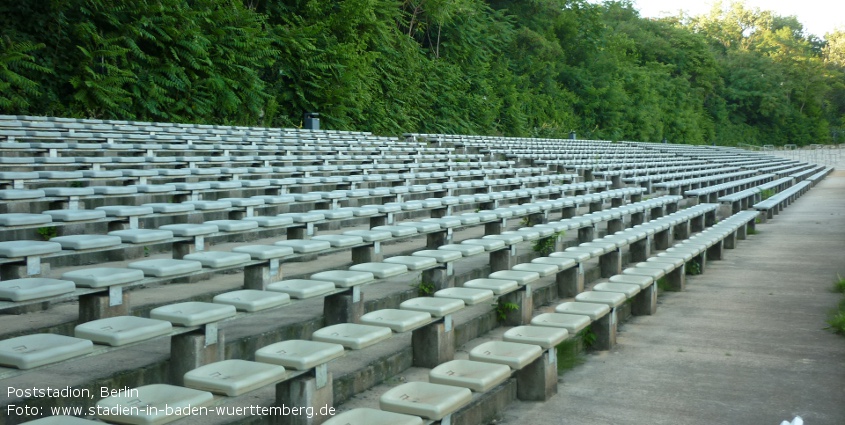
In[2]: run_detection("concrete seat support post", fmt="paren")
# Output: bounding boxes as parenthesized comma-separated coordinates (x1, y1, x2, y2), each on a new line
(724, 230, 738, 249)
(592, 308, 617, 350)
(172, 239, 200, 260)
(170, 325, 224, 385)
(599, 249, 622, 278)
(630, 237, 651, 262)
(556, 265, 583, 298)
(485, 220, 503, 236)
(561, 206, 577, 219)
(654, 229, 671, 250)
(607, 218, 623, 234)
(275, 366, 333, 425)
(427, 230, 449, 250)
(323, 287, 363, 326)
(666, 265, 686, 291)
(632, 282, 657, 316)
(650, 206, 665, 219)
(674, 220, 691, 241)
(517, 350, 558, 401)
(243, 260, 283, 290)
(369, 215, 387, 228)
(705, 209, 717, 227)
(631, 211, 645, 226)
(578, 226, 595, 244)
(1, 259, 48, 279)
(631, 192, 643, 203)
(610, 174, 623, 189)
(288, 226, 311, 240)
(431, 207, 449, 219)
(352, 243, 382, 264)
(589, 200, 603, 213)
(422, 266, 452, 291)
(691, 215, 706, 232)
(78, 290, 130, 323)
(707, 240, 725, 261)
(412, 317, 455, 368)
(490, 249, 514, 273)
(500, 285, 533, 326)
(527, 212, 546, 226)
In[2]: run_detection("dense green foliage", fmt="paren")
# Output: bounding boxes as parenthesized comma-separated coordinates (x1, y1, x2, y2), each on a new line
(1, 0, 843, 145)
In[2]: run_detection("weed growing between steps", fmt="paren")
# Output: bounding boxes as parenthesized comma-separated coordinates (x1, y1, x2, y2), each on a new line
(686, 261, 702, 275)
(36, 226, 57, 240)
(556, 326, 597, 374)
(760, 189, 776, 200)
(827, 275, 845, 335)
(656, 277, 671, 292)
(495, 301, 519, 322)
(411, 280, 435, 297)
(533, 231, 565, 256)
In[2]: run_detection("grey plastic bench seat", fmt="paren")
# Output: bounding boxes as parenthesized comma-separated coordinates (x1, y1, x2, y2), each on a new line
(0, 189, 45, 200)
(0, 278, 76, 301)
(361, 309, 432, 332)
(421, 217, 463, 228)
(438, 244, 485, 257)
(135, 184, 177, 194)
(0, 334, 93, 369)
(42, 187, 95, 197)
(213, 289, 290, 312)
(380, 381, 472, 420)
(310, 270, 375, 288)
(554, 302, 610, 320)
(323, 408, 423, 425)
(564, 245, 605, 257)
(372, 225, 418, 237)
(266, 279, 335, 299)
(531, 256, 577, 271)
(157, 223, 218, 237)
(383, 255, 438, 270)
(593, 282, 641, 298)
(74, 316, 172, 346)
(241, 216, 293, 228)
(412, 249, 462, 263)
(96, 384, 213, 425)
(463, 278, 518, 294)
(150, 301, 236, 326)
(342, 229, 393, 242)
(278, 212, 325, 223)
(311, 209, 353, 220)
(396, 222, 443, 232)
(43, 209, 106, 222)
(511, 263, 559, 277)
(184, 359, 287, 396)
(256, 339, 345, 370)
(400, 297, 464, 317)
(142, 203, 196, 213)
(50, 235, 122, 250)
(313, 323, 392, 350)
(549, 250, 591, 263)
(0, 240, 62, 257)
(429, 359, 511, 392)
(461, 238, 506, 251)
(503, 325, 569, 349)
(128, 259, 203, 277)
(95, 205, 154, 217)
(183, 200, 232, 210)
(251, 195, 295, 204)
(623, 267, 666, 279)
(208, 181, 243, 190)
(531, 313, 591, 333)
(488, 270, 539, 285)
(108, 229, 173, 244)
(0, 213, 52, 226)
(62, 267, 144, 288)
(232, 245, 293, 260)
(469, 340, 543, 369)
(609, 274, 654, 289)
(312, 234, 364, 247)
(204, 219, 259, 232)
(502, 229, 541, 241)
(482, 233, 524, 245)
(183, 251, 252, 268)
(274, 239, 331, 253)
(349, 262, 409, 278)
(434, 287, 494, 305)
(39, 171, 82, 179)
(340, 206, 379, 216)
(173, 182, 211, 191)
(575, 291, 626, 308)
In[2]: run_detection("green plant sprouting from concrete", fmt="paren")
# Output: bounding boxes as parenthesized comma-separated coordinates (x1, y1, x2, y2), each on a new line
(686, 260, 702, 276)
(495, 301, 520, 322)
(533, 230, 565, 256)
(578, 326, 598, 349)
(411, 281, 436, 297)
(656, 277, 670, 292)
(827, 275, 845, 336)
(760, 188, 776, 200)
(36, 226, 57, 240)
(556, 339, 585, 374)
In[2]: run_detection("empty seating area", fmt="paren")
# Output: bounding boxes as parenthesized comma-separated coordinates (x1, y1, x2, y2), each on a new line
(0, 117, 834, 425)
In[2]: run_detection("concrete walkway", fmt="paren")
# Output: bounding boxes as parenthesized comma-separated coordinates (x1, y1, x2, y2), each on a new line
(501, 169, 845, 424)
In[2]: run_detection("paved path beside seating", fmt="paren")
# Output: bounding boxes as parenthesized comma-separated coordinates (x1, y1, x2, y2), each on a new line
(501, 166, 845, 424)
